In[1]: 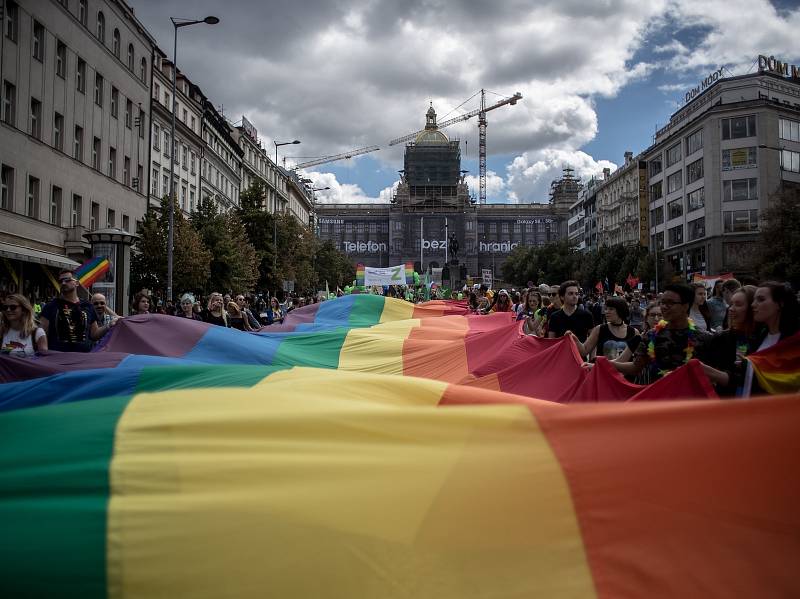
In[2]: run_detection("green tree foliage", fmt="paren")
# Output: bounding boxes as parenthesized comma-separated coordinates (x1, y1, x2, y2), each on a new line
(315, 240, 356, 289)
(130, 197, 210, 297)
(191, 195, 259, 294)
(237, 181, 277, 291)
(758, 184, 800, 288)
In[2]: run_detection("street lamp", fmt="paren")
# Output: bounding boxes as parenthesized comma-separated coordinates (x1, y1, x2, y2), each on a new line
(166, 15, 218, 302)
(311, 186, 330, 192)
(274, 139, 300, 165)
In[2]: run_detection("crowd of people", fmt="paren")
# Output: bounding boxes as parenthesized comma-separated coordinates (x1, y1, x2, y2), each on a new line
(2, 267, 797, 398)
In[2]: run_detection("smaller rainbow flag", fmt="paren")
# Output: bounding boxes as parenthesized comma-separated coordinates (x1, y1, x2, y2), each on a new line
(405, 262, 414, 284)
(355, 264, 365, 286)
(749, 332, 800, 394)
(74, 256, 111, 287)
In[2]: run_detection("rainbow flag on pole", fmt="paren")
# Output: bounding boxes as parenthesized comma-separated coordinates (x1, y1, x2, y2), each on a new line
(355, 263, 365, 286)
(73, 256, 110, 287)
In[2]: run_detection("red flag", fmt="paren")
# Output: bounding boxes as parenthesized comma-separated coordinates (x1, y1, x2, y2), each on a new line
(595, 281, 603, 293)
(626, 273, 639, 288)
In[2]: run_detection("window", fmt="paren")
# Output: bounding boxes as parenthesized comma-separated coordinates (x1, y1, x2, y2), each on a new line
(53, 112, 64, 151)
(489, 222, 497, 234)
(182, 146, 187, 169)
(190, 152, 196, 174)
(153, 124, 160, 150)
(687, 217, 705, 241)
(668, 224, 683, 246)
(687, 187, 705, 211)
(94, 73, 103, 106)
(190, 116, 196, 132)
(96, 11, 105, 43)
(779, 118, 800, 142)
(648, 155, 662, 177)
(107, 208, 115, 228)
(30, 98, 42, 139)
(112, 28, 120, 58)
(5, 1, 18, 42)
(90, 201, 99, 230)
(26, 176, 39, 218)
(721, 115, 756, 140)
(162, 172, 170, 197)
(122, 214, 130, 232)
(138, 107, 144, 138)
(50, 186, 62, 225)
(32, 21, 44, 61)
(123, 156, 130, 186)
(781, 150, 800, 173)
(56, 41, 67, 78)
(108, 147, 116, 178)
(127, 43, 134, 71)
(78, 0, 87, 26)
(182, 108, 187, 123)
(666, 143, 681, 167)
(686, 158, 703, 184)
(71, 194, 82, 226)
(2, 80, 15, 125)
(722, 147, 757, 170)
(92, 136, 100, 169)
(72, 125, 84, 161)
(723, 178, 758, 202)
(110, 87, 118, 118)
(666, 170, 682, 194)
(154, 82, 160, 100)
(667, 198, 683, 220)
(650, 205, 664, 226)
(140, 57, 147, 82)
(650, 180, 662, 202)
(76, 58, 86, 92)
(651, 231, 664, 251)
(124, 100, 132, 128)
(151, 167, 159, 196)
(685, 129, 703, 155)
(1, 165, 14, 210)
(723, 209, 759, 233)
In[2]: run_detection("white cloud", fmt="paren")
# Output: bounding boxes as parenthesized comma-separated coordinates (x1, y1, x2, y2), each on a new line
(304, 172, 397, 204)
(464, 171, 507, 202)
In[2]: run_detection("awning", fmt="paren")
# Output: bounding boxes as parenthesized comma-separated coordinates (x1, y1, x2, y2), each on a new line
(0, 242, 81, 269)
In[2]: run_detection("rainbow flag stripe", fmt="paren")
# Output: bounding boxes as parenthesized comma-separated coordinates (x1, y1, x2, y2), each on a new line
(74, 256, 111, 287)
(405, 261, 414, 284)
(355, 263, 365, 286)
(748, 331, 800, 394)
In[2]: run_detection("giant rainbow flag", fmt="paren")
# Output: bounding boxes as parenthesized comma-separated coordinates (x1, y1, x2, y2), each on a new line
(1, 295, 799, 598)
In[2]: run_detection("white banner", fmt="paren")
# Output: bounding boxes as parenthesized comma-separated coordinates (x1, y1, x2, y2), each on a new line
(482, 268, 493, 287)
(364, 264, 407, 286)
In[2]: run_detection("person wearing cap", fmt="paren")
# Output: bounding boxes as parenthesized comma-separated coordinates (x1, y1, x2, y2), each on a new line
(487, 289, 513, 313)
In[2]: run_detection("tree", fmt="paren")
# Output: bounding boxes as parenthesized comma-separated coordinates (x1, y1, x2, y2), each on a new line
(237, 181, 277, 291)
(315, 240, 356, 289)
(191, 196, 259, 294)
(758, 184, 800, 288)
(130, 197, 210, 298)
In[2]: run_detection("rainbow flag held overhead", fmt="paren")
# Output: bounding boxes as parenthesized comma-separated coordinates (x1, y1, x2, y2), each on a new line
(355, 263, 365, 286)
(73, 256, 111, 287)
(405, 261, 415, 284)
(1, 295, 799, 598)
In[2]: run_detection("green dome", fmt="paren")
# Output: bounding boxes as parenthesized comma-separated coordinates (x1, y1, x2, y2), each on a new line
(415, 129, 449, 145)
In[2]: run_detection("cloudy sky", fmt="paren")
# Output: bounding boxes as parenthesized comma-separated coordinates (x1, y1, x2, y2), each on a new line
(132, 0, 800, 204)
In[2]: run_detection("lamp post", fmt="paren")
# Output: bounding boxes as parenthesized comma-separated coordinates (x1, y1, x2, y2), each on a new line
(167, 15, 218, 303)
(274, 139, 300, 167)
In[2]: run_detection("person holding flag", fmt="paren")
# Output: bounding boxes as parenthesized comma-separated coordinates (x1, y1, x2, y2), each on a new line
(38, 268, 101, 352)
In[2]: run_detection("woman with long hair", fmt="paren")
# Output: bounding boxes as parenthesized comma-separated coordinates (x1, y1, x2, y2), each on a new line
(701, 286, 759, 396)
(1, 294, 47, 356)
(203, 292, 229, 327)
(227, 301, 252, 331)
(267, 297, 284, 325)
(131, 292, 151, 315)
(520, 291, 543, 335)
(689, 282, 711, 332)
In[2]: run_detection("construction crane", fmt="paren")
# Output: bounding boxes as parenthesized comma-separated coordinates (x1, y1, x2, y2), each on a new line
(388, 90, 522, 204)
(292, 145, 380, 171)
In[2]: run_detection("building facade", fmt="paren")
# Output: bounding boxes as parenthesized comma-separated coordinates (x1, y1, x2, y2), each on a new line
(148, 48, 204, 215)
(315, 106, 567, 285)
(596, 153, 649, 248)
(232, 115, 287, 214)
(645, 64, 800, 279)
(568, 175, 599, 252)
(200, 99, 242, 210)
(1, 0, 155, 299)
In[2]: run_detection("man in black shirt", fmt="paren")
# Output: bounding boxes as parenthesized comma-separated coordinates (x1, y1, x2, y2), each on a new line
(547, 280, 595, 343)
(39, 269, 101, 352)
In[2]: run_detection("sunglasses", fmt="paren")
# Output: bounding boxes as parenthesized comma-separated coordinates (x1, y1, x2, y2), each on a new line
(2, 304, 20, 311)
(58, 278, 74, 284)
(92, 301, 106, 306)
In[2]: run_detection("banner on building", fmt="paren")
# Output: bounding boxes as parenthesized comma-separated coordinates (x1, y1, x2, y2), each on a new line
(362, 264, 411, 287)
